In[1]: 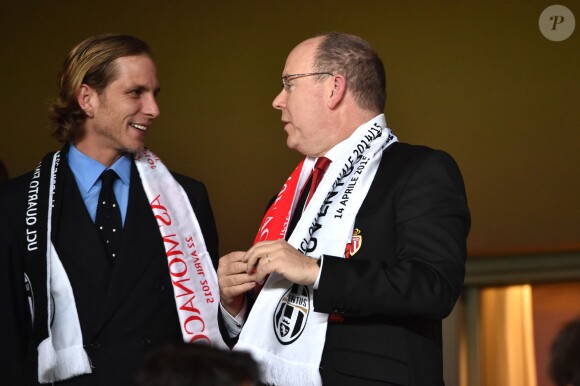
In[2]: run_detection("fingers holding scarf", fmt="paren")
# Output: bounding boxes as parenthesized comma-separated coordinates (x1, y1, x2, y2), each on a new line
(217, 251, 257, 316)
(244, 240, 320, 286)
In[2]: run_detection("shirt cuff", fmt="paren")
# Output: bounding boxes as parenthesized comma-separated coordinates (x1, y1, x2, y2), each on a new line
(313, 256, 323, 289)
(219, 298, 248, 338)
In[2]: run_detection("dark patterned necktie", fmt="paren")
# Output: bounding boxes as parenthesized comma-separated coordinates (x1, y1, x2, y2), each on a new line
(95, 169, 123, 261)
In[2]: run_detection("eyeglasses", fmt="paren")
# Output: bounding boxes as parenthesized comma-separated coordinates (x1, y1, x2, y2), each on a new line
(281, 72, 334, 91)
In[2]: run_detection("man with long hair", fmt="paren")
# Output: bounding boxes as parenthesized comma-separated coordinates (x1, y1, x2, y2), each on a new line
(0, 34, 223, 385)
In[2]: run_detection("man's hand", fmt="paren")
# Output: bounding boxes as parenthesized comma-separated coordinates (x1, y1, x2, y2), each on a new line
(243, 240, 320, 286)
(217, 251, 257, 316)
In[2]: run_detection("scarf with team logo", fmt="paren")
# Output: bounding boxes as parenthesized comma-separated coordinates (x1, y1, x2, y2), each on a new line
(26, 146, 224, 383)
(234, 114, 397, 386)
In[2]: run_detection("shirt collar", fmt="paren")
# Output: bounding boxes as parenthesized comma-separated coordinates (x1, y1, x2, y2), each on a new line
(67, 144, 132, 194)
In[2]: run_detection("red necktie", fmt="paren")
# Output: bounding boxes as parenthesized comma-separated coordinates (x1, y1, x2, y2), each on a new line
(305, 157, 331, 208)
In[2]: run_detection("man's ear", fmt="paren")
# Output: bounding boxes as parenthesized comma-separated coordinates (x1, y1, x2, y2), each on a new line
(327, 74, 347, 109)
(77, 84, 95, 118)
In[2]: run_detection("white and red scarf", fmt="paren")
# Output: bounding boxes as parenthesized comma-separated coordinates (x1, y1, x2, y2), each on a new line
(234, 114, 397, 385)
(27, 147, 224, 383)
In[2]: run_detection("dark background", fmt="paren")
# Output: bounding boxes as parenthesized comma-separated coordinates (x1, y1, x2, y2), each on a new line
(1, 1, 578, 258)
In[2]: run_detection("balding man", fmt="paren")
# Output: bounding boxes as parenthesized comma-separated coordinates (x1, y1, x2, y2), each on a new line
(218, 32, 470, 386)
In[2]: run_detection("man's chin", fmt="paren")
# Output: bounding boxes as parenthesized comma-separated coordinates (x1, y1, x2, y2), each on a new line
(286, 138, 299, 151)
(126, 142, 146, 155)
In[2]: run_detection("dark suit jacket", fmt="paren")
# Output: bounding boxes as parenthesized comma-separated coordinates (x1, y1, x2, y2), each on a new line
(0, 157, 219, 386)
(221, 142, 470, 386)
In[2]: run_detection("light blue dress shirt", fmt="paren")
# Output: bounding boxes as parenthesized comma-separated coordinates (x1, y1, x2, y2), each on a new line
(67, 144, 131, 225)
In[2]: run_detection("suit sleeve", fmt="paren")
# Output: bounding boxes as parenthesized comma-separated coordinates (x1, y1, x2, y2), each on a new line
(0, 187, 36, 384)
(314, 149, 470, 319)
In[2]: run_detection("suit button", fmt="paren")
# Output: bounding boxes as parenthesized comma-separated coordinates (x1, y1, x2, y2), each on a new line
(154, 284, 165, 292)
(90, 342, 101, 350)
(142, 337, 152, 347)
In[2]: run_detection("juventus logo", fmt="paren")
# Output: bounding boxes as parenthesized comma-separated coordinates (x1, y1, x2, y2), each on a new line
(273, 284, 310, 345)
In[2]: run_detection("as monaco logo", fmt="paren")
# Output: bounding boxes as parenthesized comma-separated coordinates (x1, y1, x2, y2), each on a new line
(273, 284, 310, 345)
(345, 228, 362, 259)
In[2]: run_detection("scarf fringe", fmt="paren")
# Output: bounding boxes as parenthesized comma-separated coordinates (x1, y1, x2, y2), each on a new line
(238, 343, 322, 386)
(38, 338, 92, 383)
(37, 338, 57, 383)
